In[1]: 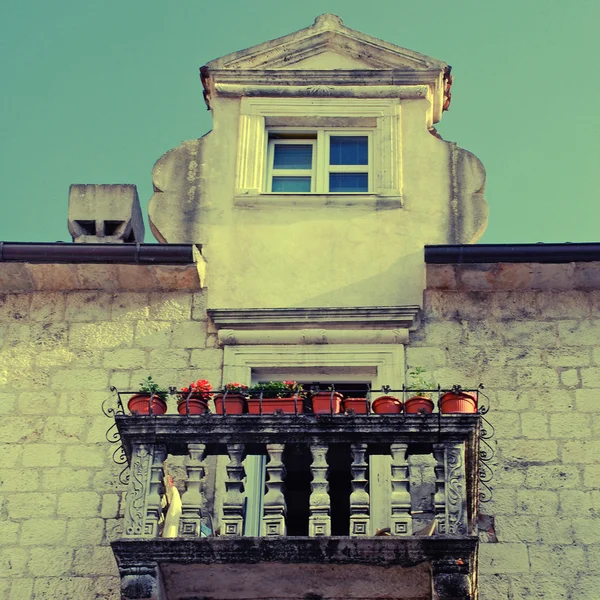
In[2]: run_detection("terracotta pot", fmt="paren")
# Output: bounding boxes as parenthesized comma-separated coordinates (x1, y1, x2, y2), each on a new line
(311, 391, 343, 414)
(404, 396, 434, 414)
(214, 394, 246, 415)
(343, 397, 370, 414)
(372, 395, 402, 414)
(247, 397, 304, 414)
(177, 395, 210, 415)
(440, 391, 477, 414)
(128, 394, 167, 415)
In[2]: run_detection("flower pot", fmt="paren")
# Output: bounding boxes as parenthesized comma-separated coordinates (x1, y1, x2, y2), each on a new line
(177, 396, 210, 415)
(372, 395, 402, 414)
(128, 394, 167, 415)
(343, 397, 370, 414)
(247, 397, 304, 414)
(214, 394, 246, 415)
(311, 391, 343, 414)
(440, 391, 477, 414)
(404, 396, 435, 414)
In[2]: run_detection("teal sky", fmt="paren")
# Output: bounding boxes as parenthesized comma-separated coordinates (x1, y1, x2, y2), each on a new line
(1, 0, 598, 244)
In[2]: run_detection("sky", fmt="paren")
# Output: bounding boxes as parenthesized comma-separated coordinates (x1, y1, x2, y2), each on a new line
(1, 0, 598, 244)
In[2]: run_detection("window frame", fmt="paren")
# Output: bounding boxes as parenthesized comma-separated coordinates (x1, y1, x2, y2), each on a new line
(266, 129, 373, 194)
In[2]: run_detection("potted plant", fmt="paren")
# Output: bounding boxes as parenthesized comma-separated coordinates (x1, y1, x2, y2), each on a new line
(310, 387, 343, 414)
(128, 376, 169, 415)
(405, 367, 435, 414)
(214, 382, 248, 415)
(372, 394, 403, 414)
(440, 385, 477, 414)
(178, 379, 213, 415)
(343, 397, 370, 414)
(247, 381, 305, 414)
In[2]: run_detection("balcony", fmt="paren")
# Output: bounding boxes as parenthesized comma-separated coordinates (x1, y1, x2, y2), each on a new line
(109, 398, 482, 600)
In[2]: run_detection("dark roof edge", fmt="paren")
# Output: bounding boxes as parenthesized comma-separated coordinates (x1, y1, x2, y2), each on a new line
(425, 243, 600, 264)
(0, 242, 199, 264)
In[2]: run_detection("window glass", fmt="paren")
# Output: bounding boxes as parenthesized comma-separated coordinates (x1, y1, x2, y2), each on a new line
(272, 176, 312, 193)
(329, 173, 369, 193)
(273, 144, 313, 169)
(329, 136, 368, 166)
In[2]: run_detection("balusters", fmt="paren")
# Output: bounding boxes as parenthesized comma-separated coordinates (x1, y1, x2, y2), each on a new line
(222, 443, 245, 536)
(179, 443, 207, 536)
(262, 443, 286, 536)
(433, 443, 447, 534)
(349, 443, 370, 536)
(124, 443, 166, 538)
(390, 443, 411, 536)
(309, 444, 331, 536)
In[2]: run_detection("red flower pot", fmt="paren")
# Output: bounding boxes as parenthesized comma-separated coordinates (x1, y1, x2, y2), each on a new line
(440, 392, 477, 414)
(177, 396, 210, 415)
(214, 394, 246, 415)
(128, 394, 167, 415)
(343, 397, 370, 414)
(404, 396, 435, 414)
(311, 391, 343, 414)
(247, 397, 304, 414)
(372, 395, 402, 414)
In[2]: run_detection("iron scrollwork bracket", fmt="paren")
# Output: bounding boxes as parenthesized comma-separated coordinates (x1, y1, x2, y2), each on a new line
(102, 386, 129, 484)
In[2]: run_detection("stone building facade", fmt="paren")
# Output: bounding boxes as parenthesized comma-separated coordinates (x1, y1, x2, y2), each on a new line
(1, 13, 599, 600)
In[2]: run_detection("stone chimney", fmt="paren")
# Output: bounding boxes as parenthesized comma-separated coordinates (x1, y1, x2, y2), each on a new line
(68, 184, 145, 243)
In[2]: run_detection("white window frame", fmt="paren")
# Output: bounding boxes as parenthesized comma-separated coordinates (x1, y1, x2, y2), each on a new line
(266, 130, 373, 194)
(235, 97, 402, 206)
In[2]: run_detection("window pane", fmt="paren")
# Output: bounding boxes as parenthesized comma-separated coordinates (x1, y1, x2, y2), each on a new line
(329, 136, 368, 165)
(329, 173, 368, 193)
(272, 176, 311, 192)
(273, 144, 313, 169)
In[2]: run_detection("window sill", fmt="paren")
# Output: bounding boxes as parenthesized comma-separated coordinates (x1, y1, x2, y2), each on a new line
(233, 193, 403, 209)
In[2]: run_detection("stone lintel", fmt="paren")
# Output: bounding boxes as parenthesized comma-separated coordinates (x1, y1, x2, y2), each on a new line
(217, 328, 409, 345)
(208, 306, 421, 330)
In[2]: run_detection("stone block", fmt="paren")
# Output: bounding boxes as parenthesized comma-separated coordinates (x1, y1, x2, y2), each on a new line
(0, 417, 44, 444)
(68, 183, 144, 243)
(0, 521, 20, 545)
(493, 464, 526, 487)
(0, 469, 40, 492)
(496, 390, 530, 412)
(405, 346, 447, 370)
(64, 445, 107, 468)
(64, 292, 112, 322)
(32, 576, 94, 598)
(29, 292, 66, 322)
(550, 413, 591, 438)
(528, 544, 585, 573)
(493, 515, 538, 543)
(109, 370, 130, 390)
(572, 518, 600, 544)
(0, 444, 22, 468)
(516, 489, 559, 515)
(562, 440, 600, 464)
(559, 368, 580, 388)
(520, 413, 549, 438)
(171, 321, 209, 348)
(7, 493, 55, 518)
(425, 265, 457, 290)
(524, 465, 581, 489)
(410, 321, 464, 347)
(485, 487, 517, 515)
(509, 574, 570, 600)
(50, 367, 108, 392)
(149, 292, 193, 321)
(545, 346, 592, 367)
(559, 490, 595, 515)
(101, 493, 120, 519)
(134, 320, 173, 347)
(22, 444, 62, 467)
(69, 322, 134, 349)
(9, 578, 33, 600)
(72, 546, 117, 576)
(67, 518, 105, 546)
(515, 366, 559, 389)
(0, 548, 28, 579)
(558, 319, 600, 346)
(147, 348, 190, 369)
(572, 576, 600, 600)
(478, 542, 529, 573)
(43, 417, 89, 444)
(41, 467, 91, 492)
(577, 388, 600, 412)
(537, 516, 575, 544)
(0, 294, 30, 323)
(584, 464, 600, 488)
(111, 292, 150, 321)
(529, 389, 575, 412)
(102, 348, 146, 369)
(93, 576, 120, 599)
(21, 519, 66, 545)
(488, 412, 520, 438)
(191, 292, 208, 320)
(57, 491, 101, 517)
(500, 440, 558, 463)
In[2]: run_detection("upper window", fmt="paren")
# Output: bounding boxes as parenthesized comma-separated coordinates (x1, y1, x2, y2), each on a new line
(266, 131, 371, 194)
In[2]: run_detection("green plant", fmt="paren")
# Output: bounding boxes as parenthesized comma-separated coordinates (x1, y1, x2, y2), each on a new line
(407, 367, 436, 398)
(223, 382, 249, 395)
(180, 379, 213, 400)
(138, 376, 169, 402)
(248, 381, 305, 399)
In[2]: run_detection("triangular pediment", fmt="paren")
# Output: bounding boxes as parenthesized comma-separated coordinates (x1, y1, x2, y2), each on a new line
(204, 14, 447, 72)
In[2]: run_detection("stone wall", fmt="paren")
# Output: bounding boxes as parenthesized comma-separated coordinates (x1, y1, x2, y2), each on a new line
(414, 264, 600, 600)
(0, 289, 221, 599)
